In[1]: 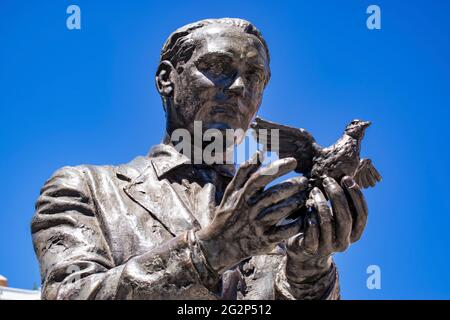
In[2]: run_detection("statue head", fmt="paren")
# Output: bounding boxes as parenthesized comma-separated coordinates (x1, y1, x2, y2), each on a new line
(155, 18, 271, 143)
(345, 119, 371, 139)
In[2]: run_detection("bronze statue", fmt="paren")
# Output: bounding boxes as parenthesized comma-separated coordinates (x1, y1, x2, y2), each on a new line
(32, 18, 375, 300)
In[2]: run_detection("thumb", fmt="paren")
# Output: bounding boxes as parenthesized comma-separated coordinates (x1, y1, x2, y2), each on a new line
(229, 150, 265, 191)
(286, 232, 304, 252)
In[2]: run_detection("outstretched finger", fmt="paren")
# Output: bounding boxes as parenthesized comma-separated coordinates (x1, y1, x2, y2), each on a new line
(249, 176, 308, 208)
(266, 219, 303, 243)
(225, 151, 264, 198)
(243, 157, 297, 196)
(256, 193, 306, 224)
(302, 214, 319, 255)
(322, 177, 352, 252)
(341, 176, 368, 243)
(310, 187, 333, 255)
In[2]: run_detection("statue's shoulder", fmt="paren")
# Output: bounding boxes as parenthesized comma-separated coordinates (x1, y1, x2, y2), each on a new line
(44, 155, 152, 188)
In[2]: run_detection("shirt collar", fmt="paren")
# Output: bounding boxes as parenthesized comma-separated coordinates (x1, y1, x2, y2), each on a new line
(147, 143, 236, 179)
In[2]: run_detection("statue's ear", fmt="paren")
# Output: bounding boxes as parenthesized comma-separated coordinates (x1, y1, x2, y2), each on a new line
(155, 60, 175, 97)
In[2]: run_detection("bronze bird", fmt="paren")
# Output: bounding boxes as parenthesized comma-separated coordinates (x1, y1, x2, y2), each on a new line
(250, 117, 382, 189)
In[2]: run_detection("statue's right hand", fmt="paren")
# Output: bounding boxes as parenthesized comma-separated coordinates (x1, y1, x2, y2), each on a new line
(196, 151, 309, 274)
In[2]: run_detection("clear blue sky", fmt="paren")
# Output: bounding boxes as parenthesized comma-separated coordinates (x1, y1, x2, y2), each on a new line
(1, 0, 449, 299)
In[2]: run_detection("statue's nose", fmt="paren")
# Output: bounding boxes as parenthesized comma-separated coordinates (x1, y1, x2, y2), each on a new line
(226, 75, 245, 97)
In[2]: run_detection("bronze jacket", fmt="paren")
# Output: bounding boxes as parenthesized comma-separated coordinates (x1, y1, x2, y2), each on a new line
(31, 144, 340, 300)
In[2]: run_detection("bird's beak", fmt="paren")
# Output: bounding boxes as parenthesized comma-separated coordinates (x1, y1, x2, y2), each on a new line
(361, 121, 372, 128)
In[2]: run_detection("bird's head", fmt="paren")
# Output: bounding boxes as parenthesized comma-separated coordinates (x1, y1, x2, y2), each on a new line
(344, 119, 371, 139)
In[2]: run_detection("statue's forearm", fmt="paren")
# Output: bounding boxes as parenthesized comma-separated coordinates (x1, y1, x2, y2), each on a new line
(117, 230, 221, 299)
(39, 229, 221, 300)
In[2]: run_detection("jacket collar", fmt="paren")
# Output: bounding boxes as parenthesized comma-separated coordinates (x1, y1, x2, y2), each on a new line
(147, 144, 192, 178)
(147, 143, 236, 179)
(118, 143, 235, 237)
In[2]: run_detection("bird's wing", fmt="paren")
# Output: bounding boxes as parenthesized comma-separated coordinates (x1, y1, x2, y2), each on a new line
(250, 116, 318, 175)
(353, 158, 382, 189)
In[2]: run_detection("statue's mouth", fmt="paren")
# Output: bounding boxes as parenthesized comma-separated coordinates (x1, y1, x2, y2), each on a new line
(206, 122, 231, 130)
(210, 104, 237, 117)
(212, 106, 227, 113)
(196, 101, 244, 131)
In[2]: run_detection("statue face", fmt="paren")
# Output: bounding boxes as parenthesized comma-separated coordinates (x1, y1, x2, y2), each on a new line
(161, 25, 270, 137)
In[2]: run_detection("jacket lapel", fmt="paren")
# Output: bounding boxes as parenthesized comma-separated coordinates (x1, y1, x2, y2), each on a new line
(122, 159, 199, 237)
(120, 144, 234, 237)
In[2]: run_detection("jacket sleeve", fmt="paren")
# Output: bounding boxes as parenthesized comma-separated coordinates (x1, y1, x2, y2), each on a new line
(274, 256, 340, 300)
(238, 251, 339, 300)
(32, 166, 220, 300)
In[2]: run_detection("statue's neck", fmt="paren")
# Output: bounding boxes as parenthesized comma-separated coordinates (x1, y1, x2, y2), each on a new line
(162, 131, 234, 166)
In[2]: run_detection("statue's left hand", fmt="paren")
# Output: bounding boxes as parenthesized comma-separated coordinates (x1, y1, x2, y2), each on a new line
(285, 176, 368, 282)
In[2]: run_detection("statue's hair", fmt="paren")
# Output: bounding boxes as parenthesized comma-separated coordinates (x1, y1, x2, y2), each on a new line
(159, 18, 270, 78)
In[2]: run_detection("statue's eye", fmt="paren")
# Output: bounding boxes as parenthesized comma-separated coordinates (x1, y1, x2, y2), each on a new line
(196, 55, 233, 78)
(196, 61, 214, 74)
(197, 60, 224, 77)
(244, 71, 263, 84)
(209, 62, 225, 76)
